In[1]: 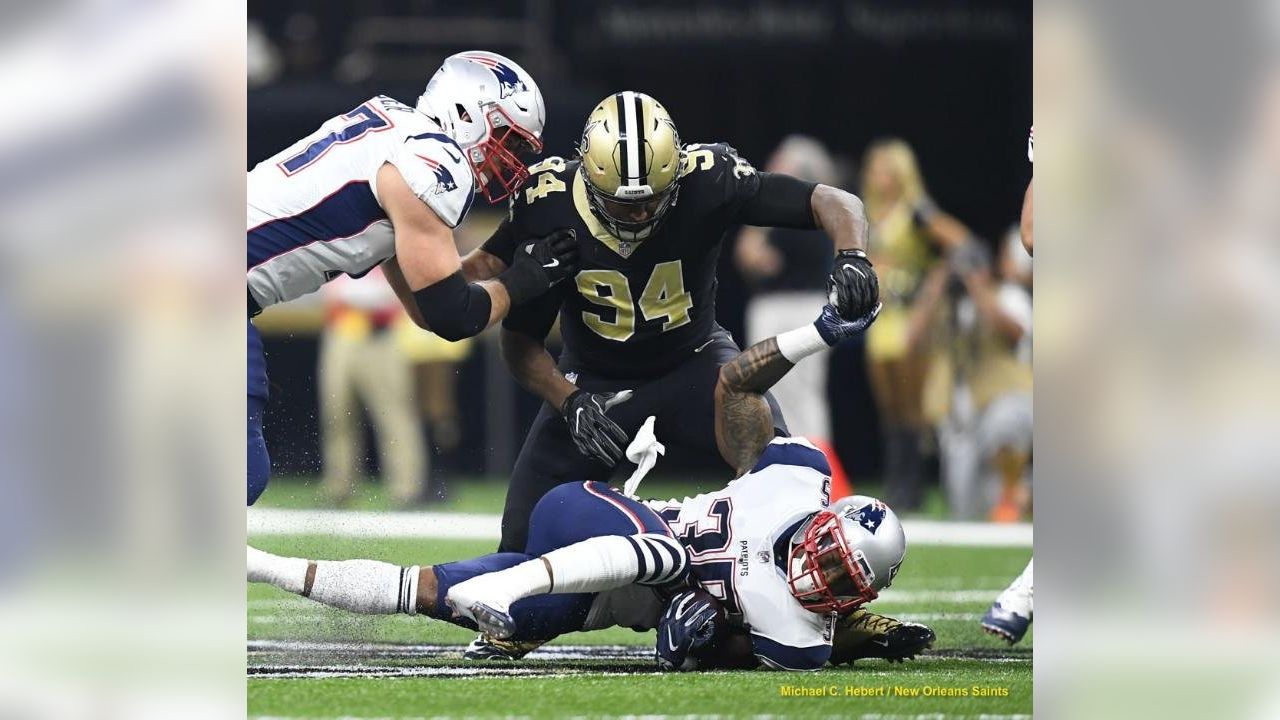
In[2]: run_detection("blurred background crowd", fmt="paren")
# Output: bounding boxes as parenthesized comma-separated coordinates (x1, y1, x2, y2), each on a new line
(247, 0, 1032, 520)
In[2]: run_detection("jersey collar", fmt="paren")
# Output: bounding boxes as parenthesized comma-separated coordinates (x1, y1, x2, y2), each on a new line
(572, 172, 640, 259)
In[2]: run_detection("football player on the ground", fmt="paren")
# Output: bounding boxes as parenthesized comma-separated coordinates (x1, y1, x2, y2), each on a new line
(248, 296, 934, 670)
(460, 92, 879, 556)
(247, 51, 578, 505)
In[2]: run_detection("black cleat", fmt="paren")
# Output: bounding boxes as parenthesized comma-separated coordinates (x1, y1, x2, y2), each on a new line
(829, 608, 936, 665)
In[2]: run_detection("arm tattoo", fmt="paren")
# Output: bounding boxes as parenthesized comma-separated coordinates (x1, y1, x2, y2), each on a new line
(720, 338, 794, 392)
(715, 338, 796, 475)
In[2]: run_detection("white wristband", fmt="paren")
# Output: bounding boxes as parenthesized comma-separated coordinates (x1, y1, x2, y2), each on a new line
(776, 323, 828, 363)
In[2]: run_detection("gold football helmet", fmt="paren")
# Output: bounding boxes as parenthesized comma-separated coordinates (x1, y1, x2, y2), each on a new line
(577, 91, 684, 242)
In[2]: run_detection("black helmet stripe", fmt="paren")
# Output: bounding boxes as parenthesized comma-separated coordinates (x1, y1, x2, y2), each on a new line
(633, 92, 647, 182)
(614, 92, 632, 186)
(617, 91, 643, 188)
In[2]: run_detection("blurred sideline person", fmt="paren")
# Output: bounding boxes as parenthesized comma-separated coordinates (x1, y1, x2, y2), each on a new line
(249, 296, 937, 671)
(318, 269, 426, 507)
(400, 319, 470, 459)
(247, 51, 578, 505)
(981, 128, 1034, 645)
(912, 231, 1032, 521)
(395, 215, 500, 463)
(860, 139, 971, 511)
(734, 135, 852, 497)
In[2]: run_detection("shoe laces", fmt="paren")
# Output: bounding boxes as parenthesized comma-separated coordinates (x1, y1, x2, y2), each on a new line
(847, 610, 898, 636)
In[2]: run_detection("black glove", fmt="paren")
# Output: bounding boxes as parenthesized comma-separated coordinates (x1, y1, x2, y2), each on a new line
(827, 249, 880, 321)
(561, 388, 633, 466)
(655, 590, 720, 672)
(498, 228, 579, 305)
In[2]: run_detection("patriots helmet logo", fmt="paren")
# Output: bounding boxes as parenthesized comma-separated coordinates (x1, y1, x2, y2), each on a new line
(846, 500, 888, 534)
(463, 54, 528, 99)
(416, 154, 459, 194)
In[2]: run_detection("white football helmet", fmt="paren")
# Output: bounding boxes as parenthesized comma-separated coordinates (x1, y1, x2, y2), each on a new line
(416, 51, 546, 203)
(786, 495, 906, 613)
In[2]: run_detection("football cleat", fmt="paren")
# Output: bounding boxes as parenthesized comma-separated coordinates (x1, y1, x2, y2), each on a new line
(981, 601, 1032, 644)
(463, 634, 547, 661)
(454, 600, 515, 639)
(445, 574, 519, 638)
(829, 609, 936, 665)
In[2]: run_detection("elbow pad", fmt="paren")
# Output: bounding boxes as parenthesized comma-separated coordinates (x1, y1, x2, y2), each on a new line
(740, 173, 819, 228)
(413, 270, 492, 341)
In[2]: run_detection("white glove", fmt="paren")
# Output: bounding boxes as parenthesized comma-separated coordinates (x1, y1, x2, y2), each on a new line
(622, 416, 664, 498)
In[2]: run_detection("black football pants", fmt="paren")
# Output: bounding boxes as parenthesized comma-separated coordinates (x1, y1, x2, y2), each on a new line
(497, 328, 788, 552)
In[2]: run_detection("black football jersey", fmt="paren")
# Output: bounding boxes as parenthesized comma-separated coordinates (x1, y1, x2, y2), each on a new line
(487, 143, 767, 380)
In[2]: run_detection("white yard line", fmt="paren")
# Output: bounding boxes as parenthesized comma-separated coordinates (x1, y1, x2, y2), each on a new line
(249, 508, 1031, 547)
(248, 509, 500, 540)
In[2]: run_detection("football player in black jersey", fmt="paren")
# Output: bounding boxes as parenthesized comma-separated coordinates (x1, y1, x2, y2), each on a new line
(463, 92, 879, 556)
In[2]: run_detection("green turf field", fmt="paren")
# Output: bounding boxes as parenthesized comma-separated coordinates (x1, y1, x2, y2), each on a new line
(249, 479, 1032, 719)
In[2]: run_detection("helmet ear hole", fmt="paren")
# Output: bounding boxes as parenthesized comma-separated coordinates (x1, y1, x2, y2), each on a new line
(455, 104, 473, 123)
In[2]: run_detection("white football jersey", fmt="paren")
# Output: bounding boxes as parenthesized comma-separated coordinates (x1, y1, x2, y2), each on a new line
(645, 437, 837, 670)
(247, 95, 475, 309)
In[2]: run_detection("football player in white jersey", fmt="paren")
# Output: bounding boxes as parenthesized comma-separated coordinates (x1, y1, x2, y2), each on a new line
(249, 283, 935, 670)
(247, 51, 579, 505)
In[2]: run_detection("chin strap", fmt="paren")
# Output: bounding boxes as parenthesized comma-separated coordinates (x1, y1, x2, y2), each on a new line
(622, 416, 664, 498)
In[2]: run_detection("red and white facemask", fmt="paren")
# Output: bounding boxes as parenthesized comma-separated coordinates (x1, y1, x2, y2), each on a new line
(467, 105, 542, 204)
(786, 510, 879, 613)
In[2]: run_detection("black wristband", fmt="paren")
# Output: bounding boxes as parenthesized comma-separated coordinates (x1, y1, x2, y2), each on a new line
(835, 248, 870, 260)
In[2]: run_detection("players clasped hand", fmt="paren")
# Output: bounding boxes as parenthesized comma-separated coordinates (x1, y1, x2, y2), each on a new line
(828, 248, 880, 321)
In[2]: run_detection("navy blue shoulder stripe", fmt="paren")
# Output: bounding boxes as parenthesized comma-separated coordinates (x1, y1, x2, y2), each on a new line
(405, 132, 465, 155)
(751, 441, 831, 476)
(752, 634, 830, 671)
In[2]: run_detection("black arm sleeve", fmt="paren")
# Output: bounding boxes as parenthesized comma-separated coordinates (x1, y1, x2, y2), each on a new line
(480, 218, 520, 265)
(412, 270, 492, 341)
(502, 283, 564, 341)
(739, 172, 819, 229)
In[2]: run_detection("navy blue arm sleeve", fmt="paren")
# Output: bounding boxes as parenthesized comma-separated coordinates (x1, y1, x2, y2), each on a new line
(412, 270, 492, 341)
